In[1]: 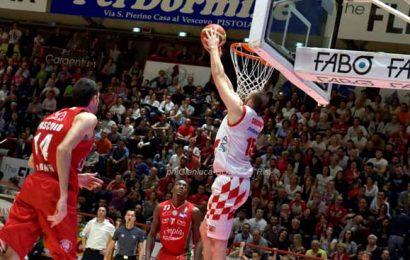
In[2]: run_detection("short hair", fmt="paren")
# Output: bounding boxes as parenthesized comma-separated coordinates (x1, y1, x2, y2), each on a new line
(246, 91, 265, 114)
(72, 78, 98, 107)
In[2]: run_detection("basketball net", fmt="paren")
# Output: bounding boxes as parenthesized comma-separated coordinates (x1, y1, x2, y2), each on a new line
(230, 43, 275, 101)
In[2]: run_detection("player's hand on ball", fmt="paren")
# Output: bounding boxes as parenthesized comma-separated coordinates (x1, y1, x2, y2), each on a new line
(79, 172, 104, 191)
(205, 29, 220, 51)
(48, 197, 67, 228)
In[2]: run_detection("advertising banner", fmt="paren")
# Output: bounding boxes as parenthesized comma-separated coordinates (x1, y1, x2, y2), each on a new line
(294, 47, 410, 89)
(0, 156, 32, 186)
(339, 0, 410, 44)
(0, 0, 48, 12)
(50, 0, 324, 33)
(143, 60, 211, 87)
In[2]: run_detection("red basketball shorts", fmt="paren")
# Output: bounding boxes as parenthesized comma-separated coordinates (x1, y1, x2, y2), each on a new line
(0, 173, 78, 260)
(205, 175, 250, 240)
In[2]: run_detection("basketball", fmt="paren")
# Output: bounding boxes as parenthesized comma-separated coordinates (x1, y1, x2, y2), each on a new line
(201, 24, 226, 51)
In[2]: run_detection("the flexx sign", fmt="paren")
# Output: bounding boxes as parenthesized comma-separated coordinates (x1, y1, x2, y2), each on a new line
(294, 47, 410, 89)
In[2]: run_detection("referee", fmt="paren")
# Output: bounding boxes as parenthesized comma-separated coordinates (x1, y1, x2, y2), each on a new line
(104, 209, 145, 260)
(82, 207, 115, 260)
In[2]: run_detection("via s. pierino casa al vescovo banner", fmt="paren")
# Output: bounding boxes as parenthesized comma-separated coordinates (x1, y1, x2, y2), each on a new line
(50, 0, 324, 32)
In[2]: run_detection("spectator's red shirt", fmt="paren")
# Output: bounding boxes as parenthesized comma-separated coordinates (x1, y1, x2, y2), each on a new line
(110, 182, 127, 192)
(177, 125, 195, 138)
(186, 155, 200, 170)
(188, 193, 209, 206)
(289, 201, 307, 215)
(326, 204, 347, 227)
(158, 176, 174, 194)
(101, 92, 117, 107)
(196, 133, 208, 148)
(331, 122, 348, 135)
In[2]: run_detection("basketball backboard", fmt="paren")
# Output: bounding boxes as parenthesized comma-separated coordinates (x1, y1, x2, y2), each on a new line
(248, 0, 338, 105)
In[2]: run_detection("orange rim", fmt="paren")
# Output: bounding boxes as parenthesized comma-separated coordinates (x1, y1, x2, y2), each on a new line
(230, 42, 270, 66)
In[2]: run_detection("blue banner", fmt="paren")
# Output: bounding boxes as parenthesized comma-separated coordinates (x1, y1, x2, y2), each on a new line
(50, 0, 324, 33)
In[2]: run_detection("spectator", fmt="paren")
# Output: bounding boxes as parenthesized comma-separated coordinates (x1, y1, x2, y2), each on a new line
(248, 208, 268, 232)
(305, 240, 327, 259)
(81, 207, 115, 260)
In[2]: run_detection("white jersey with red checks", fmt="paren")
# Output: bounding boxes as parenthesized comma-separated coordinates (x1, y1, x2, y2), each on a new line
(213, 105, 264, 178)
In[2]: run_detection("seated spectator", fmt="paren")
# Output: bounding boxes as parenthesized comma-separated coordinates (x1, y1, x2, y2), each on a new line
(106, 140, 128, 176)
(244, 229, 269, 258)
(119, 117, 134, 139)
(141, 167, 159, 191)
(109, 97, 126, 121)
(176, 118, 195, 144)
(306, 240, 327, 259)
(134, 154, 149, 178)
(248, 208, 268, 232)
(360, 234, 382, 260)
(106, 174, 127, 193)
(41, 90, 57, 113)
(107, 124, 121, 145)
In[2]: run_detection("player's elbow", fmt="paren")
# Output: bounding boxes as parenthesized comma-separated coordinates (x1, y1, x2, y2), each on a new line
(56, 144, 72, 158)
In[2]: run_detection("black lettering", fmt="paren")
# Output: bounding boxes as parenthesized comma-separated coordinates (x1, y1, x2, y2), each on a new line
(367, 4, 384, 32)
(314, 52, 329, 71)
(388, 58, 403, 77)
(386, 4, 403, 34)
(322, 53, 338, 72)
(395, 60, 410, 79)
(337, 54, 352, 73)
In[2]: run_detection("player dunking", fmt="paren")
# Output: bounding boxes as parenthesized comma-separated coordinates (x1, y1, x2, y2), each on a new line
(200, 30, 265, 259)
(146, 179, 201, 260)
(0, 78, 103, 259)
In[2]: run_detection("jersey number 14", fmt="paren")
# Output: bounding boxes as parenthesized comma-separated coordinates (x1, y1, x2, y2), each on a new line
(33, 133, 53, 161)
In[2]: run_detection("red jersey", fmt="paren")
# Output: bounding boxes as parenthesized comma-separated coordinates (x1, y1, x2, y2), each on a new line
(32, 107, 94, 192)
(159, 200, 194, 255)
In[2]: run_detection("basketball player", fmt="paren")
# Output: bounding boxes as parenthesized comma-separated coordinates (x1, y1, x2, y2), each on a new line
(200, 29, 265, 260)
(145, 179, 202, 260)
(0, 78, 103, 259)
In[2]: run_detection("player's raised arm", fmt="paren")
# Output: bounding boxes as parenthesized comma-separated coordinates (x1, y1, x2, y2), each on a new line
(48, 112, 97, 228)
(204, 29, 243, 124)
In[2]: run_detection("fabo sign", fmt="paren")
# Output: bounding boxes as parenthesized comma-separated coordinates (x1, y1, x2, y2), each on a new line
(295, 47, 410, 89)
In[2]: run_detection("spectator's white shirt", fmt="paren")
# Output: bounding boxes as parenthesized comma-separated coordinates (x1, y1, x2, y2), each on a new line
(101, 119, 116, 133)
(352, 136, 368, 151)
(0, 32, 8, 43)
(231, 217, 249, 236)
(159, 100, 175, 114)
(346, 125, 368, 139)
(329, 164, 343, 178)
(120, 124, 134, 138)
(248, 218, 267, 232)
(309, 140, 326, 156)
(8, 29, 21, 44)
(384, 122, 399, 137)
(316, 174, 334, 193)
(367, 157, 388, 174)
(179, 104, 195, 117)
(131, 108, 141, 120)
(364, 184, 378, 199)
(109, 48, 121, 62)
(285, 184, 302, 200)
(282, 107, 296, 120)
(81, 218, 115, 250)
(338, 155, 349, 170)
(42, 98, 57, 112)
(41, 86, 60, 97)
(168, 153, 184, 169)
(0, 89, 8, 102)
(109, 104, 126, 116)
(260, 153, 276, 169)
(183, 145, 200, 157)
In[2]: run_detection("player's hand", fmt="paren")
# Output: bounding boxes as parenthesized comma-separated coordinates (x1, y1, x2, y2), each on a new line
(78, 172, 104, 191)
(48, 197, 67, 228)
(205, 29, 220, 51)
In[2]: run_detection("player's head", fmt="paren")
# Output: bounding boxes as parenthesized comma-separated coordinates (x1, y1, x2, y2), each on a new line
(245, 91, 266, 114)
(172, 179, 189, 199)
(73, 78, 99, 113)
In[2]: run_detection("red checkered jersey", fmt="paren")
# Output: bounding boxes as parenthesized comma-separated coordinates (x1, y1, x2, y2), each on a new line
(32, 107, 94, 192)
(159, 200, 194, 255)
(213, 105, 264, 178)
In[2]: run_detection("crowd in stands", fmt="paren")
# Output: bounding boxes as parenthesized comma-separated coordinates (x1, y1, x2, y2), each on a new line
(0, 22, 409, 260)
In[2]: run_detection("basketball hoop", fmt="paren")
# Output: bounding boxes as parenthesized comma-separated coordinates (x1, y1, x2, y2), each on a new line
(230, 43, 275, 101)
